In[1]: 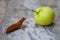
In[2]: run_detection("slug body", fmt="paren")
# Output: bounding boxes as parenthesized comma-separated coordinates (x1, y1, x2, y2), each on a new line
(6, 17, 25, 34)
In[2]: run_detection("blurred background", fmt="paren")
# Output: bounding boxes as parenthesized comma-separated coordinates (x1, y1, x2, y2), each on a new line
(0, 0, 60, 40)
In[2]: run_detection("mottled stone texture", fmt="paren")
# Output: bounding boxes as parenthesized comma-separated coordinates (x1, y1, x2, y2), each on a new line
(0, 0, 6, 23)
(0, 0, 60, 40)
(0, 0, 6, 40)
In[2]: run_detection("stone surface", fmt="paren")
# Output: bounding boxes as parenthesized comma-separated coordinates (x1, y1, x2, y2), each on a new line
(0, 0, 6, 23)
(0, 0, 6, 40)
(0, 0, 60, 40)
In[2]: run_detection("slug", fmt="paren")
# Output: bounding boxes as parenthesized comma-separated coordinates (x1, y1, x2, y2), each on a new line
(6, 17, 25, 34)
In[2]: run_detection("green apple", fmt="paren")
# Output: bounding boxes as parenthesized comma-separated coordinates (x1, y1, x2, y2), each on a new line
(34, 7, 55, 25)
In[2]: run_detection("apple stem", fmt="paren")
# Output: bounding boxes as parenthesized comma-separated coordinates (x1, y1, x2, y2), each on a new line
(31, 9, 39, 13)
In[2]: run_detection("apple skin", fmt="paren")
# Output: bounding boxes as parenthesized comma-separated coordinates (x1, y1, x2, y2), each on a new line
(34, 7, 55, 25)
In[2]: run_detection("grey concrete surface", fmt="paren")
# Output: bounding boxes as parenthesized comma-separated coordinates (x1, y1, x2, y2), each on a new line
(0, 0, 60, 40)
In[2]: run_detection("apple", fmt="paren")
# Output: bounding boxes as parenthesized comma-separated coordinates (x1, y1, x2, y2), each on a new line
(34, 7, 55, 25)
